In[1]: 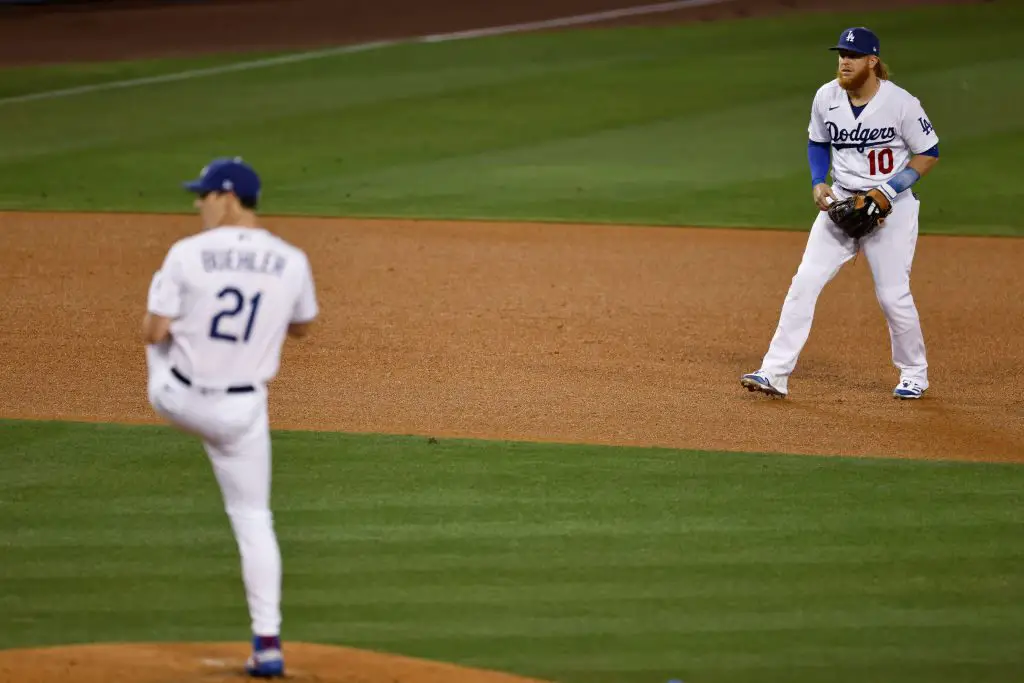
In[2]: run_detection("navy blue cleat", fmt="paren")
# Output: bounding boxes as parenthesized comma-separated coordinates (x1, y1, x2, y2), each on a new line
(245, 635, 284, 678)
(740, 370, 787, 398)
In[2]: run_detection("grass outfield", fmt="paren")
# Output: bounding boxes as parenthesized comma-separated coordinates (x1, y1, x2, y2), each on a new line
(2, 419, 1023, 683)
(0, 2, 1021, 234)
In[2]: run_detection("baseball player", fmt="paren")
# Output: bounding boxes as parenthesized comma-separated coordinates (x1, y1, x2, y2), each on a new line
(741, 27, 939, 400)
(141, 157, 318, 677)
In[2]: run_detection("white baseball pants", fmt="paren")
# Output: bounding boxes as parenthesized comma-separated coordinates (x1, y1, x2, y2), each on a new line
(758, 187, 928, 393)
(146, 343, 282, 637)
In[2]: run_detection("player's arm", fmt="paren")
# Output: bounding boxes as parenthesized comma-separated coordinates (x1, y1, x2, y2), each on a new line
(875, 144, 939, 206)
(288, 254, 318, 339)
(907, 149, 939, 178)
(875, 99, 941, 206)
(141, 313, 173, 344)
(809, 140, 836, 210)
(288, 321, 313, 338)
(142, 249, 184, 346)
(807, 89, 836, 210)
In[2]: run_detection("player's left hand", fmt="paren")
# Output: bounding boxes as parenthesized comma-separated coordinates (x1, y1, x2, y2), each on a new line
(865, 188, 892, 217)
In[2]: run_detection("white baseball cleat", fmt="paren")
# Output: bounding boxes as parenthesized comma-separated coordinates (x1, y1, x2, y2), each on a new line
(893, 379, 926, 400)
(740, 370, 787, 398)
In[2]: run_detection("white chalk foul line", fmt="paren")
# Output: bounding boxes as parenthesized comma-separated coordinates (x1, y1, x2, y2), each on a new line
(418, 0, 729, 42)
(0, 40, 398, 106)
(0, 0, 729, 106)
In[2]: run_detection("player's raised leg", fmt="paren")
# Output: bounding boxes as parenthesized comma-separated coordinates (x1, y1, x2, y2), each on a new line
(202, 394, 285, 677)
(148, 372, 261, 445)
(861, 196, 928, 398)
(742, 209, 857, 397)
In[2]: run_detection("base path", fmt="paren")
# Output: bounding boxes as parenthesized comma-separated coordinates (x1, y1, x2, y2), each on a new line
(1, 211, 1021, 464)
(0, 642, 552, 683)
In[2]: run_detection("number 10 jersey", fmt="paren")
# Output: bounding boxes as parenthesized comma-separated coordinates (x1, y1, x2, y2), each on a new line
(809, 79, 939, 193)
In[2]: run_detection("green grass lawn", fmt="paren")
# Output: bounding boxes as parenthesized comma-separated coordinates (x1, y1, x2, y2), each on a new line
(0, 2, 1021, 234)
(2, 3, 1024, 681)
(2, 419, 1023, 683)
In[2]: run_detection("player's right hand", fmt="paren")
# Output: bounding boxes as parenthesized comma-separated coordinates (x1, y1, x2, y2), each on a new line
(812, 183, 837, 211)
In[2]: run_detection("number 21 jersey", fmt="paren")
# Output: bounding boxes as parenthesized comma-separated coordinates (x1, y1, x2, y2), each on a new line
(809, 79, 939, 193)
(147, 226, 318, 387)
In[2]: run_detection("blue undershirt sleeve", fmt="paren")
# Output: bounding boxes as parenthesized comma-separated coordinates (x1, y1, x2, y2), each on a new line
(808, 140, 831, 186)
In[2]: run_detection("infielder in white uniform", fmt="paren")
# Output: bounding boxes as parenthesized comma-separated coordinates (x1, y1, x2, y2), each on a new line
(141, 157, 318, 678)
(742, 27, 940, 400)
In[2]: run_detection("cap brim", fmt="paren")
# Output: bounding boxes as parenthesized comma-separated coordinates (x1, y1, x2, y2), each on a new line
(829, 45, 874, 55)
(182, 180, 207, 193)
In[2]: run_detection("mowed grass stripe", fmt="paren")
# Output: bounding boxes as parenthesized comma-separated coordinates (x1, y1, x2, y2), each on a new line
(0, 3, 1021, 234)
(2, 419, 1023, 683)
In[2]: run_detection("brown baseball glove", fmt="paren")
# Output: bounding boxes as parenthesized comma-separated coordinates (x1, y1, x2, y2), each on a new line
(827, 189, 892, 239)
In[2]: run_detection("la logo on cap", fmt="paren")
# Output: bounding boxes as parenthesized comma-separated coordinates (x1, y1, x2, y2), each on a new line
(846, 30, 856, 42)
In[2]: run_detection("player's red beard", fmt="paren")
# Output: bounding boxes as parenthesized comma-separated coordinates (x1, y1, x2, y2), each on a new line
(837, 60, 871, 91)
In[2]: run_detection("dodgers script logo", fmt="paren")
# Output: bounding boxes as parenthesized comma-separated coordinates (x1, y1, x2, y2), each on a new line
(827, 121, 898, 152)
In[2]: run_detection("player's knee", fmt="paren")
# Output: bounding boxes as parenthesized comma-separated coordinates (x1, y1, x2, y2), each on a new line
(875, 285, 917, 326)
(226, 506, 273, 528)
(875, 284, 910, 309)
(226, 507, 274, 543)
(788, 267, 830, 300)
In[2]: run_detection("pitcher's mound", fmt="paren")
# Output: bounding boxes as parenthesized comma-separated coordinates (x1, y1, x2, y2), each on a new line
(0, 642, 553, 683)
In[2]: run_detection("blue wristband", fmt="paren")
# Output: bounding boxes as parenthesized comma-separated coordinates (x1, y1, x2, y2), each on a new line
(879, 167, 921, 201)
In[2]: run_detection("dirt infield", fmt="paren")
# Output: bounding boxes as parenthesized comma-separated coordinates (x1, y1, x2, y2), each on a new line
(2, 211, 1022, 464)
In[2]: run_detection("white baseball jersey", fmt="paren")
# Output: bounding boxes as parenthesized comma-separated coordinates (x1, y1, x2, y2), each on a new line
(147, 226, 318, 388)
(809, 79, 939, 192)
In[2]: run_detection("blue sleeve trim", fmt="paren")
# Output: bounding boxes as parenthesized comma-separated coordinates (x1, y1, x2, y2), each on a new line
(808, 140, 831, 186)
(920, 144, 939, 158)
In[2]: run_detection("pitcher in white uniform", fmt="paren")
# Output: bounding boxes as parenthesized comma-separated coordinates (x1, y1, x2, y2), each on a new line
(741, 27, 940, 400)
(141, 157, 319, 677)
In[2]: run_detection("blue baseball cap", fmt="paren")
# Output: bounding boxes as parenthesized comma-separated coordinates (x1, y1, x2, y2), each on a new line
(183, 156, 261, 202)
(829, 27, 881, 57)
